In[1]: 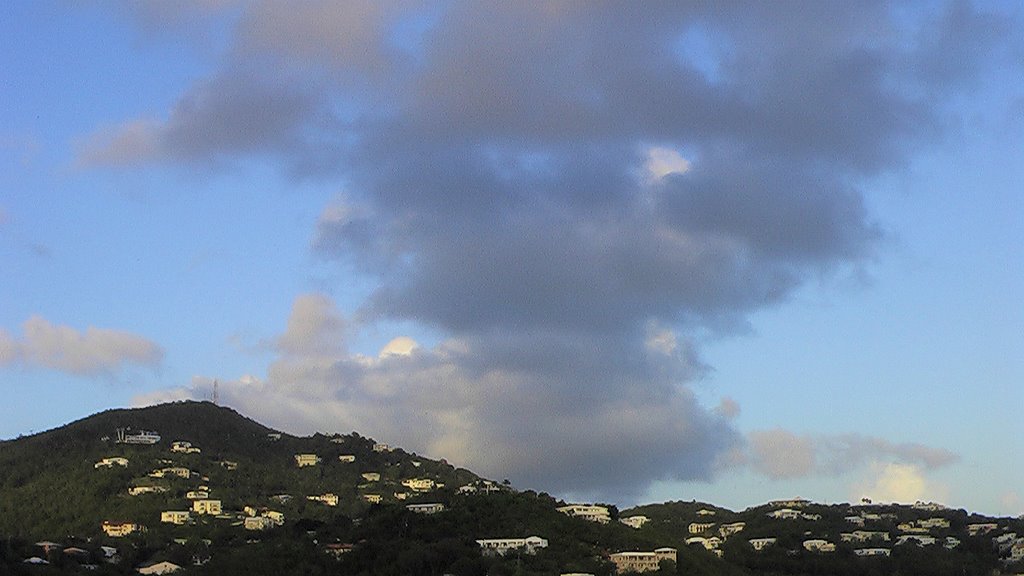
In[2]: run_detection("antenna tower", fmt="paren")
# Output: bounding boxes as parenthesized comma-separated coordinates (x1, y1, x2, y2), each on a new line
(213, 379, 219, 405)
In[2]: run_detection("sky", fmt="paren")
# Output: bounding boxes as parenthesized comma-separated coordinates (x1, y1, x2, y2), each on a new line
(1, 1, 1022, 516)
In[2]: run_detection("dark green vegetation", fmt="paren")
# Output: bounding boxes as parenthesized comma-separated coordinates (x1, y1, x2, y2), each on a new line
(1, 402, 1021, 575)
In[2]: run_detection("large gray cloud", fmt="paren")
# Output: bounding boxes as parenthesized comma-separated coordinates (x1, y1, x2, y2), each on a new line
(103, 2, 1012, 499)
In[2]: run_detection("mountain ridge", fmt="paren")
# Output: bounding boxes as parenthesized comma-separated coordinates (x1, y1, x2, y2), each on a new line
(1, 401, 1021, 576)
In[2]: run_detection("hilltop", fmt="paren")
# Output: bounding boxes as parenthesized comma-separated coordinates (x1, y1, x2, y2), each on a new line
(1, 402, 1021, 576)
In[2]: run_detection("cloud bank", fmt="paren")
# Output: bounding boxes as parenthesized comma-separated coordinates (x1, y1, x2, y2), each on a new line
(0, 316, 163, 376)
(111, 2, 1008, 498)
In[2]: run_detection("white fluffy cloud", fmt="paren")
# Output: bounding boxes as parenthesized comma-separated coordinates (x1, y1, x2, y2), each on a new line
(0, 316, 163, 376)
(137, 293, 737, 500)
(853, 462, 949, 505)
(743, 428, 957, 481)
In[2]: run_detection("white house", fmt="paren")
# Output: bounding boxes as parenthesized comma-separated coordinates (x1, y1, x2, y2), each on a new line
(170, 441, 200, 454)
(896, 535, 936, 546)
(686, 537, 722, 554)
(294, 454, 321, 467)
(476, 536, 549, 556)
(148, 467, 191, 479)
(719, 522, 746, 537)
(363, 494, 382, 504)
(620, 516, 650, 529)
(338, 455, 356, 462)
(95, 457, 129, 469)
(308, 493, 339, 507)
(137, 561, 181, 575)
(919, 517, 950, 529)
(362, 472, 381, 482)
(608, 548, 676, 573)
(557, 504, 610, 524)
(767, 509, 801, 520)
(749, 538, 777, 551)
(128, 486, 168, 496)
(688, 522, 715, 534)
(406, 503, 446, 515)
(803, 539, 836, 552)
(401, 478, 436, 491)
(967, 523, 998, 536)
(854, 548, 891, 557)
(841, 531, 890, 543)
(372, 443, 392, 452)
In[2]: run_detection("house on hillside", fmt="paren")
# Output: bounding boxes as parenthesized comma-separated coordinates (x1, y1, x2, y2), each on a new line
(160, 511, 192, 525)
(719, 522, 746, 537)
(363, 494, 382, 504)
(128, 486, 168, 496)
(557, 504, 610, 524)
(308, 493, 339, 507)
(842, 531, 891, 543)
(688, 522, 715, 534)
(919, 517, 950, 529)
(148, 467, 191, 479)
(94, 457, 129, 469)
(372, 443, 392, 452)
(686, 536, 722, 556)
(401, 478, 435, 491)
(102, 521, 144, 537)
(294, 454, 321, 467)
(967, 523, 998, 536)
(803, 539, 836, 552)
(854, 548, 891, 557)
(476, 536, 549, 557)
(696, 508, 716, 516)
(608, 548, 676, 573)
(361, 472, 381, 482)
(185, 490, 210, 500)
(338, 455, 356, 462)
(137, 561, 181, 574)
(170, 441, 201, 454)
(406, 503, 446, 515)
(192, 500, 222, 515)
(244, 516, 276, 531)
(620, 515, 649, 529)
(896, 535, 936, 546)
(749, 538, 777, 551)
(767, 508, 801, 520)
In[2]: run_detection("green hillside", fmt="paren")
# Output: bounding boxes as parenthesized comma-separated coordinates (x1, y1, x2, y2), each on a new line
(1, 402, 1021, 576)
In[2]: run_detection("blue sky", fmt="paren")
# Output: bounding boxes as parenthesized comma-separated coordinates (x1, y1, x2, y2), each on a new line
(1, 1, 1021, 516)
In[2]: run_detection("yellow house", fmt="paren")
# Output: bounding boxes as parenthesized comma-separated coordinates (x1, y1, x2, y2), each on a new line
(401, 478, 436, 492)
(294, 454, 321, 467)
(160, 511, 192, 525)
(307, 493, 339, 507)
(192, 499, 222, 515)
(609, 548, 676, 574)
(101, 521, 144, 537)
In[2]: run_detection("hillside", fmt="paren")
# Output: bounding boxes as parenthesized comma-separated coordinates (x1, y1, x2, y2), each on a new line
(1, 402, 1021, 576)
(0, 401, 480, 538)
